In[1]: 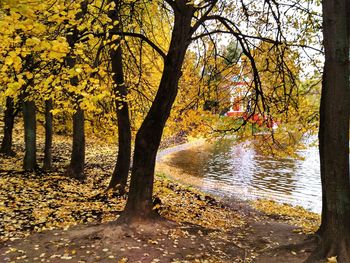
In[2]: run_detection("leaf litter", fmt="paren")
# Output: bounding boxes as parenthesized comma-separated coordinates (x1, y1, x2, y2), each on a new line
(0, 129, 321, 262)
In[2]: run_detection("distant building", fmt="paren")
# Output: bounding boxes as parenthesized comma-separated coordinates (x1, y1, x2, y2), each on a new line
(226, 75, 250, 117)
(225, 75, 278, 130)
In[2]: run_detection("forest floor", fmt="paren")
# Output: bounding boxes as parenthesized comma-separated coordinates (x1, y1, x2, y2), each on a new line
(0, 127, 321, 262)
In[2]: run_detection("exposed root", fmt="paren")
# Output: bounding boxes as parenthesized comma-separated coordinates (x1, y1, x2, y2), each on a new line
(305, 237, 350, 263)
(65, 166, 86, 182)
(116, 210, 162, 225)
(105, 183, 126, 196)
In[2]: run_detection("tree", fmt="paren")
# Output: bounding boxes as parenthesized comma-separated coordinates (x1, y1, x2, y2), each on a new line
(120, 0, 194, 220)
(22, 99, 37, 171)
(106, 0, 132, 194)
(307, 0, 350, 261)
(0, 1, 70, 170)
(43, 99, 53, 171)
(65, 0, 88, 181)
(117, 0, 313, 221)
(223, 40, 241, 65)
(22, 56, 38, 171)
(0, 97, 17, 156)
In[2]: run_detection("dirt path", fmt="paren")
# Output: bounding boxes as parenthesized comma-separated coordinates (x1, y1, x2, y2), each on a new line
(0, 192, 317, 263)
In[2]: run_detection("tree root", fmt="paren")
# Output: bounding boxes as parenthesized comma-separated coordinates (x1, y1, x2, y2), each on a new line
(116, 209, 162, 225)
(66, 166, 86, 182)
(105, 183, 127, 197)
(305, 237, 350, 263)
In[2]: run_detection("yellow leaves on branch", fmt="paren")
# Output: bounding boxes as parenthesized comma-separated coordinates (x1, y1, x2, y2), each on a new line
(4, 51, 22, 72)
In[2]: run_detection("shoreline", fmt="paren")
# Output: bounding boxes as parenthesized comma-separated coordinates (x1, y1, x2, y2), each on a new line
(157, 137, 206, 162)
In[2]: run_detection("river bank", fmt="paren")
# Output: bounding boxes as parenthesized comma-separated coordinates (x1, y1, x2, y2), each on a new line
(157, 137, 323, 214)
(0, 132, 321, 262)
(156, 142, 320, 235)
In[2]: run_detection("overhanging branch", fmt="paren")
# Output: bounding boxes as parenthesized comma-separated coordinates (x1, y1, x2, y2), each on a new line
(92, 31, 167, 60)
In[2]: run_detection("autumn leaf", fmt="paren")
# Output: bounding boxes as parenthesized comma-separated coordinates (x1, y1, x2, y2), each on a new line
(327, 256, 338, 263)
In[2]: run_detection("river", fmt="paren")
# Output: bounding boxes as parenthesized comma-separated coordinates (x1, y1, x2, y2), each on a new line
(159, 138, 323, 213)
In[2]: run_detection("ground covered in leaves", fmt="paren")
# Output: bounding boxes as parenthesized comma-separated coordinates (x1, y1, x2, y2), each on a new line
(0, 127, 321, 262)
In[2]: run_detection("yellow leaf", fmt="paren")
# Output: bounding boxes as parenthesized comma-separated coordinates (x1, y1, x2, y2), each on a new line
(5, 56, 13, 65)
(327, 256, 338, 263)
(50, 109, 61, 115)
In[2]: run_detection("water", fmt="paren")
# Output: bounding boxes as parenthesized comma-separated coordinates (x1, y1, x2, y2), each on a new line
(163, 139, 323, 213)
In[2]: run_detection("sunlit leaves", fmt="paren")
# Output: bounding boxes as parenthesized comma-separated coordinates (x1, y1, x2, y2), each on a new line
(252, 199, 320, 234)
(0, 0, 115, 118)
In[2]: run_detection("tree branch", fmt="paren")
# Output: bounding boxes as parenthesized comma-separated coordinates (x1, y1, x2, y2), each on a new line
(191, 0, 218, 34)
(93, 31, 167, 60)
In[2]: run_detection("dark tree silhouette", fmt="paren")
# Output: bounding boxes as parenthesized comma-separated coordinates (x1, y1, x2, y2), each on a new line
(107, 0, 132, 194)
(0, 97, 17, 156)
(307, 0, 350, 262)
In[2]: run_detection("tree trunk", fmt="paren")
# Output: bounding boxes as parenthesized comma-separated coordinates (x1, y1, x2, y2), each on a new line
(107, 0, 132, 194)
(0, 97, 16, 156)
(66, 107, 85, 180)
(120, 1, 193, 221)
(43, 99, 53, 171)
(64, 1, 88, 181)
(107, 46, 132, 193)
(307, 0, 350, 261)
(23, 100, 37, 171)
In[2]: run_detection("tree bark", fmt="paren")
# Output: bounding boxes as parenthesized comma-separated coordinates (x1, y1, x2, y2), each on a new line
(106, 0, 132, 194)
(66, 107, 85, 180)
(120, 1, 193, 221)
(107, 46, 132, 193)
(64, 0, 88, 180)
(43, 99, 53, 171)
(307, 0, 350, 261)
(0, 97, 16, 156)
(23, 100, 37, 171)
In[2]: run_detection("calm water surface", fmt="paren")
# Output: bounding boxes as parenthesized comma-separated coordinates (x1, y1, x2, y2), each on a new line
(165, 139, 323, 213)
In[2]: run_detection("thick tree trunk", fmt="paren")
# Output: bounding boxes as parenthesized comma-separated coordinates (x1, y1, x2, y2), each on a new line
(307, 0, 350, 261)
(66, 107, 85, 180)
(107, 45, 132, 193)
(106, 0, 132, 194)
(23, 100, 37, 171)
(43, 99, 53, 171)
(120, 1, 193, 221)
(0, 97, 16, 156)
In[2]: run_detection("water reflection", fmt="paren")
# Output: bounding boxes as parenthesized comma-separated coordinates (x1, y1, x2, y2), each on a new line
(165, 139, 322, 213)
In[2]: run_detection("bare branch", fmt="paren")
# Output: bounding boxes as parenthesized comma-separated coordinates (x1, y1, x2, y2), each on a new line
(93, 31, 167, 60)
(191, 0, 218, 34)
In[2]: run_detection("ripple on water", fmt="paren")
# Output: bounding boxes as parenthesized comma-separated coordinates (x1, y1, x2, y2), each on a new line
(165, 139, 325, 213)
